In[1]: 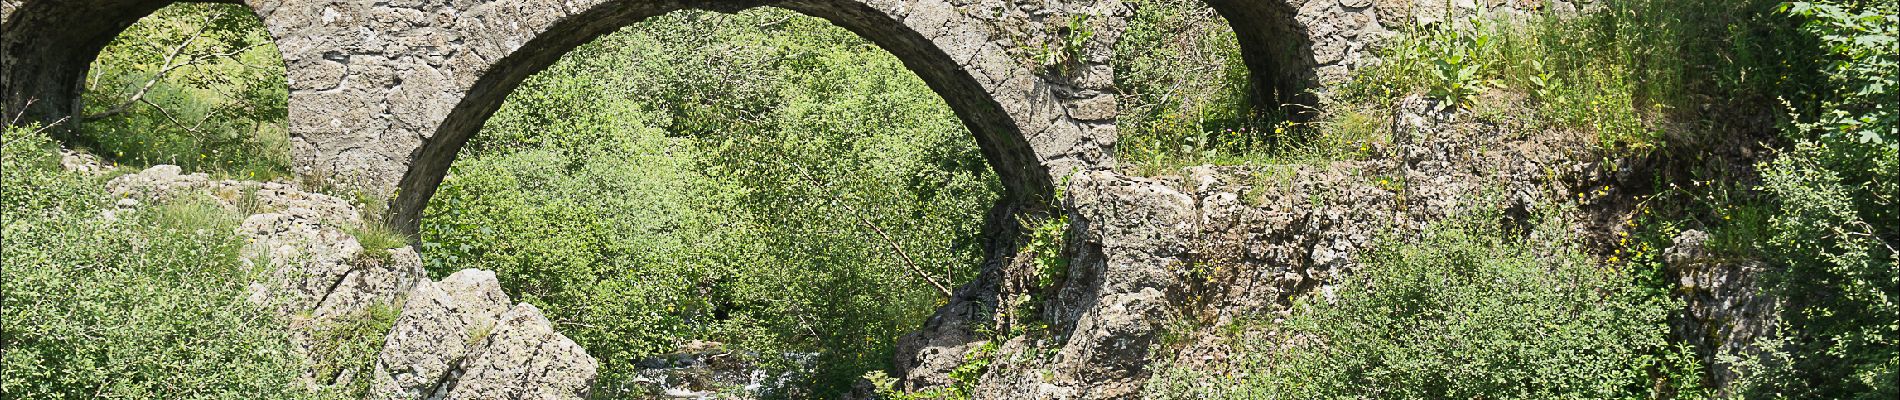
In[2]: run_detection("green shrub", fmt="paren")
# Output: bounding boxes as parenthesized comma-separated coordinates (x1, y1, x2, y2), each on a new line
(1744, 141, 1899, 398)
(349, 222, 411, 263)
(1714, 2, 1897, 397)
(1148, 208, 1702, 399)
(304, 304, 402, 398)
(1, 125, 320, 399)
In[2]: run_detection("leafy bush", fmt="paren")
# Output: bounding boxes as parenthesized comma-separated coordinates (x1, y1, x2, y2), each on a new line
(1, 125, 320, 399)
(1731, 2, 1897, 397)
(1747, 142, 1898, 398)
(1148, 208, 1701, 399)
(303, 304, 402, 398)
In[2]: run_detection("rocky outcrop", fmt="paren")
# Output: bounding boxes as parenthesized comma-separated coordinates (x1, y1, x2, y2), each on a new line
(105, 164, 420, 324)
(437, 303, 597, 400)
(1665, 229, 1778, 395)
(893, 94, 1605, 398)
(370, 271, 598, 400)
(369, 269, 513, 399)
(97, 163, 597, 399)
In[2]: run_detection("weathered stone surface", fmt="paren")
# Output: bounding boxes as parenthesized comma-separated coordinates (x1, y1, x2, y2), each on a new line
(440, 303, 598, 400)
(239, 207, 418, 321)
(1665, 229, 1778, 396)
(896, 93, 1607, 398)
(369, 269, 513, 400)
(6, 0, 1548, 234)
(97, 165, 418, 324)
(106, 165, 211, 201)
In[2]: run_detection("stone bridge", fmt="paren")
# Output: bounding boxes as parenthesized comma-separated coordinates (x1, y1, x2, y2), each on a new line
(5, 0, 1418, 231)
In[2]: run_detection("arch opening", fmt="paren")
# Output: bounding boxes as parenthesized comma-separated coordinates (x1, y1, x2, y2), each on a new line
(1204, 0, 1319, 121)
(413, 7, 1006, 395)
(1112, 0, 1317, 170)
(3, 0, 291, 178)
(81, 2, 290, 177)
(4, 0, 265, 127)
(390, 0, 1055, 234)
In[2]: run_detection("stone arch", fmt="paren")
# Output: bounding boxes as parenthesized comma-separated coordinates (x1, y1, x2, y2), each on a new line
(4, 0, 1336, 234)
(383, 0, 1108, 232)
(1202, 0, 1320, 121)
(0, 0, 283, 134)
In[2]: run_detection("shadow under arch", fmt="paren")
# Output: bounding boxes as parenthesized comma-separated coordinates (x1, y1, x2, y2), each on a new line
(0, 0, 272, 134)
(389, 0, 1055, 234)
(1202, 0, 1320, 121)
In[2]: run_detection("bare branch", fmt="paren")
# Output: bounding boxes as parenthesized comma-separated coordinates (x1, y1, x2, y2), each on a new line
(137, 97, 210, 136)
(82, 13, 212, 121)
(791, 167, 954, 298)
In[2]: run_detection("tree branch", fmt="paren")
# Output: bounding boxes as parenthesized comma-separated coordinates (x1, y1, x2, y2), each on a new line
(791, 167, 954, 298)
(137, 97, 210, 136)
(82, 14, 211, 121)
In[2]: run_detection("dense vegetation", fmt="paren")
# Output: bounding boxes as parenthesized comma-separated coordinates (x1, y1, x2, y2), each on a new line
(1149, 205, 1702, 398)
(0, 124, 322, 398)
(2, 0, 1892, 398)
(73, 3, 290, 180)
(1, 4, 312, 398)
(417, 9, 999, 396)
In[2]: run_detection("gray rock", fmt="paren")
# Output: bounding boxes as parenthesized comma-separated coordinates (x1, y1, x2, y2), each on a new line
(106, 164, 210, 202)
(369, 269, 513, 400)
(1664, 230, 1779, 395)
(440, 303, 597, 400)
(240, 207, 422, 322)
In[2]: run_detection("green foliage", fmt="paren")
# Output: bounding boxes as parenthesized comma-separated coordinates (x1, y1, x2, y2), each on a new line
(1113, 0, 1273, 171)
(78, 2, 289, 180)
(1341, 0, 1834, 155)
(1781, 1, 1898, 148)
(419, 9, 999, 396)
(1347, 8, 1651, 152)
(1022, 213, 1071, 289)
(1743, 142, 1899, 398)
(1422, 16, 1499, 110)
(303, 304, 401, 398)
(1031, 14, 1097, 74)
(943, 341, 997, 399)
(1, 125, 319, 399)
(1740, 4, 1898, 386)
(1646, 1, 1898, 396)
(349, 222, 411, 263)
(1147, 208, 1702, 399)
